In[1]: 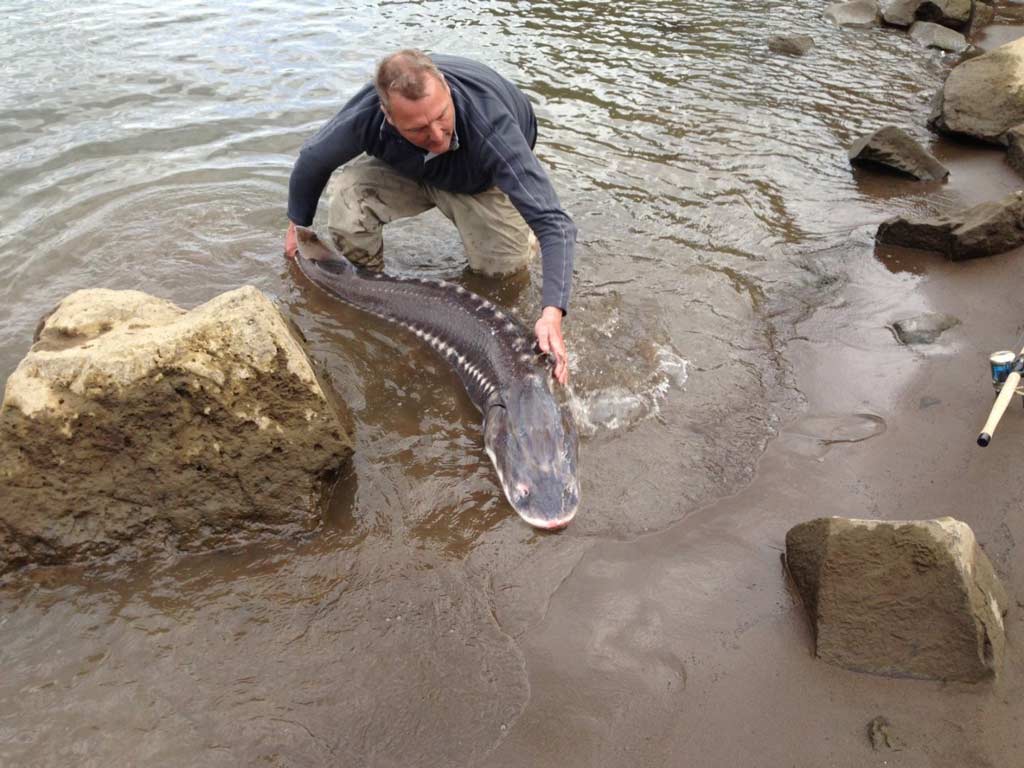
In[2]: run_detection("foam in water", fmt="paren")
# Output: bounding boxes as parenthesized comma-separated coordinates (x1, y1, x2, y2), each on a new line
(569, 347, 689, 435)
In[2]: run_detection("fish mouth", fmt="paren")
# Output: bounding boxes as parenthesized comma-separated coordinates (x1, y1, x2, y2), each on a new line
(517, 506, 577, 532)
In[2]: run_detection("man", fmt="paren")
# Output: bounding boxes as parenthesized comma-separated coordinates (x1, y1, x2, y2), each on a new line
(285, 50, 576, 384)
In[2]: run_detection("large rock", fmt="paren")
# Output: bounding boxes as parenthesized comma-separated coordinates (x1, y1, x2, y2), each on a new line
(785, 517, 1008, 681)
(848, 125, 949, 180)
(929, 37, 1024, 143)
(825, 0, 881, 27)
(909, 20, 970, 51)
(0, 287, 353, 574)
(876, 189, 1024, 259)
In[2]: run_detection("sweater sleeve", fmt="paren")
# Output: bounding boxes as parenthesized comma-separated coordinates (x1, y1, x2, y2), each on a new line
(470, 109, 577, 314)
(287, 102, 379, 227)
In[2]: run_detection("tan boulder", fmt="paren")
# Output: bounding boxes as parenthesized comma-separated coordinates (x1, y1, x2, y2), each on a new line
(785, 517, 1007, 682)
(0, 286, 352, 574)
(929, 37, 1024, 142)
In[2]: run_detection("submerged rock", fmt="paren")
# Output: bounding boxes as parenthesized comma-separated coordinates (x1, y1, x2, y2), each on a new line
(909, 20, 970, 51)
(785, 516, 1007, 682)
(929, 37, 1024, 143)
(0, 287, 353, 574)
(825, 0, 881, 27)
(876, 189, 1024, 260)
(848, 125, 949, 180)
(767, 35, 815, 56)
(890, 312, 960, 344)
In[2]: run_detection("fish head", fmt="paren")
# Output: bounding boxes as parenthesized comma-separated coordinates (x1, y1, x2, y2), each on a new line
(294, 226, 352, 269)
(484, 375, 580, 530)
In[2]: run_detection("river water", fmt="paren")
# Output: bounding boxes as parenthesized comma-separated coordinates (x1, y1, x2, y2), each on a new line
(0, 1, 1013, 765)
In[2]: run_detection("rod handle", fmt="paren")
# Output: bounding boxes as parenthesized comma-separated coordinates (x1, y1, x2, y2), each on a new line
(977, 370, 1021, 447)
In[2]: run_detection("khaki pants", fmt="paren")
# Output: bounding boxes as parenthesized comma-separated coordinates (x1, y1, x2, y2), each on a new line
(326, 155, 536, 274)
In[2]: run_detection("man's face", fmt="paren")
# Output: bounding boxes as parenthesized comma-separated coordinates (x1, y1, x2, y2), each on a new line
(384, 74, 456, 155)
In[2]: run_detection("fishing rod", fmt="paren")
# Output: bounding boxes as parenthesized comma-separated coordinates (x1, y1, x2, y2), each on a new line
(977, 347, 1024, 447)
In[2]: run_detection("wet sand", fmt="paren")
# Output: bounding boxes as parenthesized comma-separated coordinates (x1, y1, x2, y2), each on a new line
(482, 153, 1024, 766)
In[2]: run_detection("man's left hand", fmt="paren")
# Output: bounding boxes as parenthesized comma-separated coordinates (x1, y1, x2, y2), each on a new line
(535, 306, 569, 386)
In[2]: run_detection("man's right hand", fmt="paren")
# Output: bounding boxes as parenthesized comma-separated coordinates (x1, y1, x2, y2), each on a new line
(284, 221, 298, 260)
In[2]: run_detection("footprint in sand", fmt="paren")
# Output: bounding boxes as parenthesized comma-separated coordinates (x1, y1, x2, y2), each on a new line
(779, 413, 887, 459)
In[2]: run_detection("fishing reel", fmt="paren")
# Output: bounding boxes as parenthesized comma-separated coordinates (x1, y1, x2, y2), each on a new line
(977, 350, 1024, 447)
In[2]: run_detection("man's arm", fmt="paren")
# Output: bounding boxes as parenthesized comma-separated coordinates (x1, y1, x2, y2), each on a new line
(284, 98, 380, 257)
(467, 110, 577, 384)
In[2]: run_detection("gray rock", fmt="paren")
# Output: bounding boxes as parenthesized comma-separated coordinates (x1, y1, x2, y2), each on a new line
(785, 517, 1008, 682)
(849, 125, 950, 180)
(909, 20, 970, 51)
(880, 0, 922, 26)
(825, 0, 881, 27)
(929, 37, 1024, 143)
(876, 189, 1024, 260)
(767, 34, 815, 55)
(0, 287, 353, 574)
(1006, 125, 1024, 177)
(890, 312, 960, 344)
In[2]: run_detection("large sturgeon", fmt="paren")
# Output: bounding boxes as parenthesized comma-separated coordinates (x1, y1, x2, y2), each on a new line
(293, 226, 580, 530)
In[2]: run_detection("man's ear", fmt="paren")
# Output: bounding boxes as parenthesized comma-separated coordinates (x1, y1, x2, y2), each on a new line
(381, 104, 393, 125)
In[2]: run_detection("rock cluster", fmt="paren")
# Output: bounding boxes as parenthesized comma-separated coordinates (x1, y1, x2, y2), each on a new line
(0, 286, 353, 574)
(831, 0, 981, 30)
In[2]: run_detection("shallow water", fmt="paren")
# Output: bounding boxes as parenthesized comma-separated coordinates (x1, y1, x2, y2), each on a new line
(0, 1, 1010, 764)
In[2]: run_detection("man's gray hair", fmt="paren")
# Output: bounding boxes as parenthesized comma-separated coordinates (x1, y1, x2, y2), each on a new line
(375, 49, 445, 113)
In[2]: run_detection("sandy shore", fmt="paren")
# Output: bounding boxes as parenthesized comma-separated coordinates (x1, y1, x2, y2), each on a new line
(480, 134, 1024, 768)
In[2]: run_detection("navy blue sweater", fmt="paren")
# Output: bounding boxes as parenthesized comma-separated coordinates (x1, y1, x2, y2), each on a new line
(287, 55, 576, 312)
